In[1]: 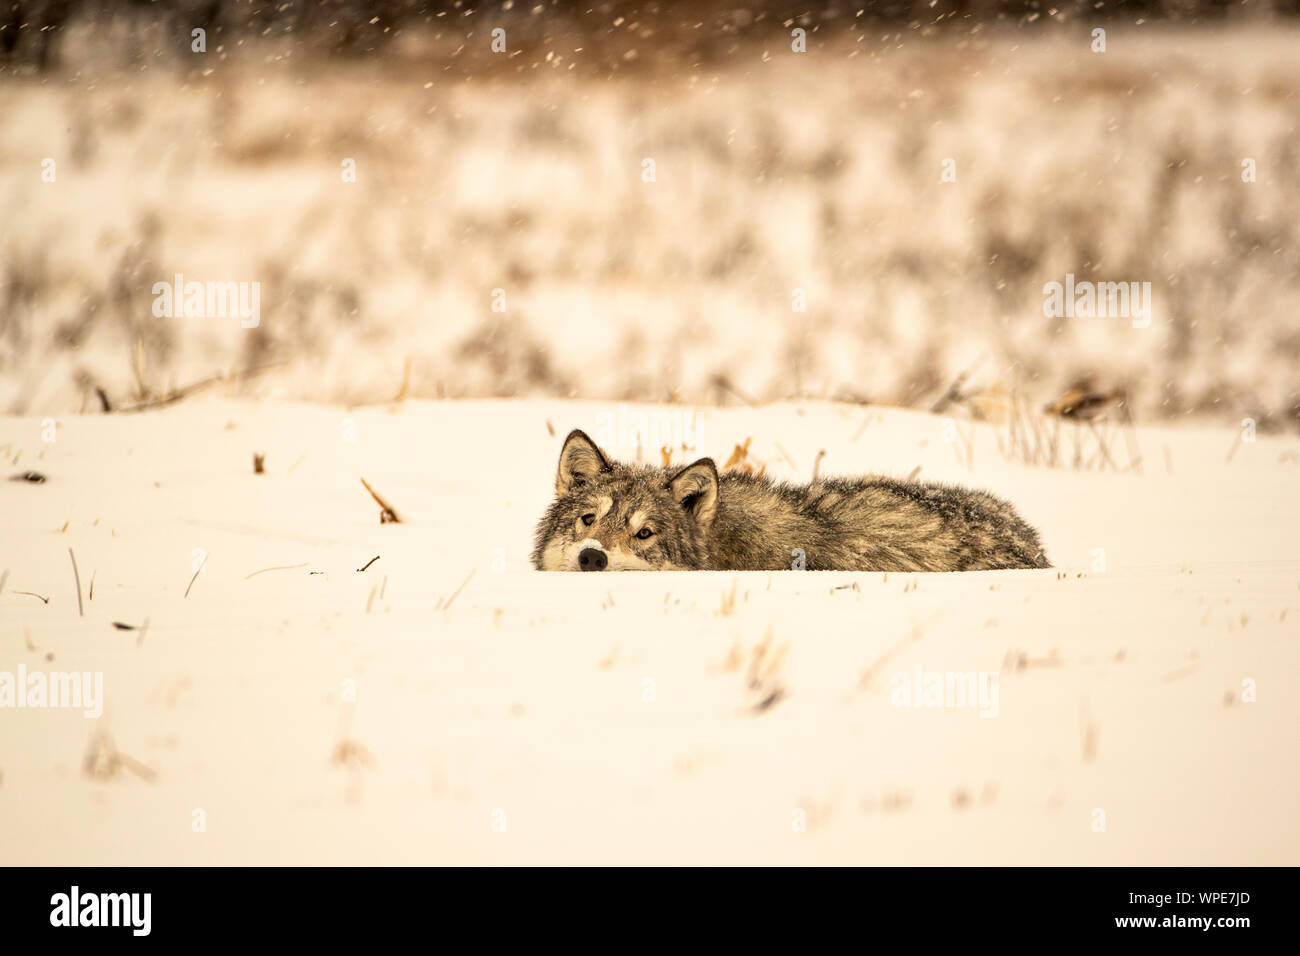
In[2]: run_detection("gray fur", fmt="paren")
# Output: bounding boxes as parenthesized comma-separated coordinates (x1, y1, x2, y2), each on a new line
(533, 430, 1050, 572)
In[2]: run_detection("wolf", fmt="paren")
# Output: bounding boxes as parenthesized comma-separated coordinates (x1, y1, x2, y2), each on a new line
(532, 430, 1050, 572)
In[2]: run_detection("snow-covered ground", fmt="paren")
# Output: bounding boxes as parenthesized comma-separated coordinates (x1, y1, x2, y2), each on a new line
(2, 398, 1296, 864)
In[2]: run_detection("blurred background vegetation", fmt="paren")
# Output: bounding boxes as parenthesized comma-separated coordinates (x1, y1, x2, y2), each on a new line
(1, 2, 1298, 432)
(5, 1, 1300, 71)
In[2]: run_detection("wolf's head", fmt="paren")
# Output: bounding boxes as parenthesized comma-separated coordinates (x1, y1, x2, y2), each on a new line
(532, 430, 718, 571)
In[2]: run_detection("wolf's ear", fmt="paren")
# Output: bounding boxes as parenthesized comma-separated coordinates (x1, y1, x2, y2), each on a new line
(668, 458, 719, 528)
(556, 429, 611, 495)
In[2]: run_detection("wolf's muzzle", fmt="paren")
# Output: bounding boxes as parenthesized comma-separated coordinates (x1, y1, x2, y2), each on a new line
(577, 547, 608, 571)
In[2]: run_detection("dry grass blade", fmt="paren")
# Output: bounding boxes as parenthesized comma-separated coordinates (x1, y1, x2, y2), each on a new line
(68, 548, 83, 617)
(245, 562, 309, 579)
(442, 570, 476, 611)
(111, 360, 288, 414)
(83, 728, 156, 783)
(722, 438, 752, 471)
(359, 477, 401, 523)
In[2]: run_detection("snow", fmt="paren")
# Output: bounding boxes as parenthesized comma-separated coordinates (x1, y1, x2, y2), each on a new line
(1, 397, 1296, 863)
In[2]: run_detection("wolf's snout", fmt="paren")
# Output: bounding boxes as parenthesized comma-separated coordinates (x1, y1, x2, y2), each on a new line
(578, 547, 608, 571)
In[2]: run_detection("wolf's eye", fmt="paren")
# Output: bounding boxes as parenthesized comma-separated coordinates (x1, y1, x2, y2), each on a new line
(635, 527, 654, 540)
(581, 513, 596, 526)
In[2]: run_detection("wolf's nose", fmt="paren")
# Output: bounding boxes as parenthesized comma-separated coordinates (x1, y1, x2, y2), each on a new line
(578, 547, 608, 571)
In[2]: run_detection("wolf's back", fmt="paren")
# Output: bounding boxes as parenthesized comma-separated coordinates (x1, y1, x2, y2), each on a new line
(708, 473, 1049, 572)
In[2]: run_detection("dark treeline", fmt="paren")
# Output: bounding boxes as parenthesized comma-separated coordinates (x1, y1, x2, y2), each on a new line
(3, 0, 1297, 70)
